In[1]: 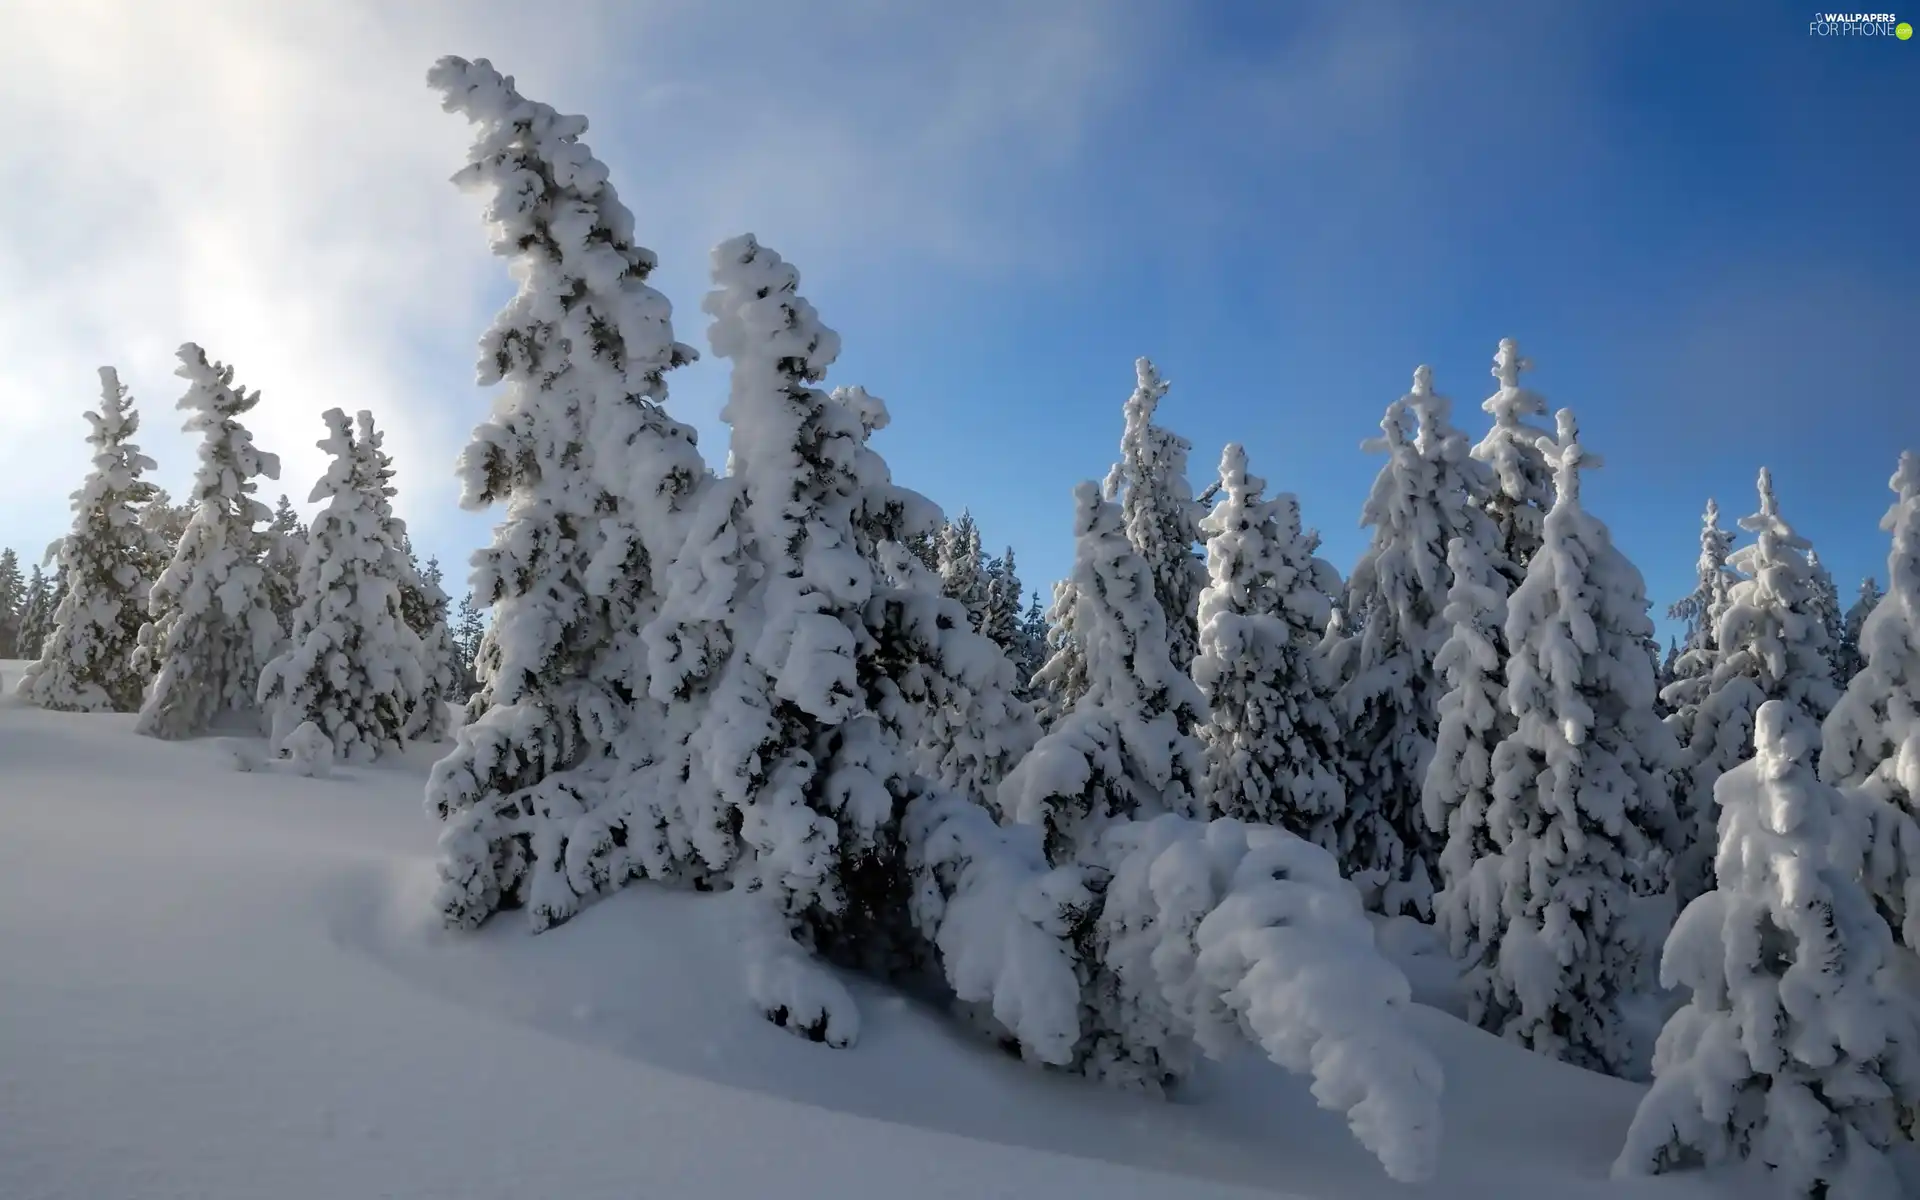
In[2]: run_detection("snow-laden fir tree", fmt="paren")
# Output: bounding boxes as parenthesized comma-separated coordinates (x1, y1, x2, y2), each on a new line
(262, 494, 306, 639)
(355, 413, 454, 744)
(1662, 498, 1740, 731)
(1033, 574, 1090, 727)
(1822, 452, 1920, 952)
(402, 554, 457, 741)
(1476, 409, 1678, 1075)
(450, 589, 485, 702)
(1808, 549, 1846, 678)
(982, 546, 1027, 665)
(1331, 367, 1494, 917)
(258, 409, 425, 761)
(1616, 701, 1920, 1199)
(16, 564, 51, 661)
(1470, 338, 1554, 581)
(131, 345, 283, 739)
(1421, 532, 1517, 1002)
(1836, 576, 1883, 690)
(1018, 589, 1047, 681)
(999, 481, 1207, 863)
(937, 512, 989, 633)
(1104, 358, 1206, 674)
(1192, 442, 1345, 843)
(17, 368, 165, 712)
(644, 234, 1033, 1044)
(1668, 470, 1840, 910)
(423, 56, 707, 932)
(0, 549, 23, 657)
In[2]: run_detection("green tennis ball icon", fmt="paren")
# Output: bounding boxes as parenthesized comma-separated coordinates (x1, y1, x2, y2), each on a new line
(1898, 21, 1913, 39)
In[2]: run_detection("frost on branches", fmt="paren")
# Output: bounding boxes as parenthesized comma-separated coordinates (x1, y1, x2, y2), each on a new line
(1668, 470, 1838, 911)
(18, 368, 165, 713)
(1332, 368, 1492, 918)
(1616, 702, 1920, 1200)
(132, 345, 283, 740)
(1192, 443, 1345, 845)
(422, 56, 706, 934)
(1475, 409, 1677, 1075)
(998, 482, 1206, 863)
(258, 409, 425, 762)
(1822, 452, 1920, 952)
(1421, 532, 1516, 986)
(1469, 338, 1554, 580)
(1104, 358, 1206, 674)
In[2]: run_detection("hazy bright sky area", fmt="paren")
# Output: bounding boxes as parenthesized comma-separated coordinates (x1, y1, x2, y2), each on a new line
(1, 0, 1914, 638)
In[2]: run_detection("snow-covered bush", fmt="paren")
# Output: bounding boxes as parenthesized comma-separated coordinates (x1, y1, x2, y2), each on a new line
(1616, 701, 1920, 1198)
(1823, 451, 1920, 951)
(132, 344, 283, 740)
(1192, 442, 1344, 844)
(1473, 409, 1677, 1075)
(907, 792, 1445, 1184)
(17, 368, 166, 713)
(1104, 358, 1205, 674)
(257, 409, 425, 762)
(422, 56, 707, 932)
(283, 720, 335, 779)
(1332, 367, 1493, 917)
(998, 481, 1206, 862)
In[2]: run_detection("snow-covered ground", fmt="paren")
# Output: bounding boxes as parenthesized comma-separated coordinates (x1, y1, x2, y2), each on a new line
(0, 660, 1747, 1200)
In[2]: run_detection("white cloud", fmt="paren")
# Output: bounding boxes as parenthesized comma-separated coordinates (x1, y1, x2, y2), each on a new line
(0, 0, 1144, 569)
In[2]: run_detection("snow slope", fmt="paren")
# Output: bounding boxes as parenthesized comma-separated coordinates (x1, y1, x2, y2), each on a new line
(0, 661, 1747, 1199)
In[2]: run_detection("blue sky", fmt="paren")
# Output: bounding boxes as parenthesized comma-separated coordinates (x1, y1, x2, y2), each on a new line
(2, 0, 1914, 643)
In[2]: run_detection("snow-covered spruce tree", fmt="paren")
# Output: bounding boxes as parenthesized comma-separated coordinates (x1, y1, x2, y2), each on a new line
(1331, 367, 1493, 917)
(1475, 408, 1678, 1075)
(1018, 589, 1047, 679)
(1662, 498, 1739, 734)
(1668, 469, 1839, 910)
(402, 554, 457, 741)
(1032, 574, 1090, 728)
(131, 345, 283, 739)
(999, 481, 1206, 862)
(1837, 575, 1883, 690)
(1104, 358, 1206, 674)
(356, 413, 454, 744)
(258, 409, 425, 761)
(1809, 549, 1847, 676)
(1470, 338, 1554, 582)
(643, 234, 1038, 1045)
(423, 56, 707, 933)
(1823, 452, 1920, 952)
(1192, 442, 1345, 843)
(1616, 701, 1920, 1199)
(16, 564, 50, 661)
(1421, 532, 1517, 999)
(17, 368, 165, 712)
(262, 493, 306, 639)
(937, 511, 990, 633)
(0, 549, 23, 657)
(983, 546, 1026, 665)
(450, 589, 484, 702)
